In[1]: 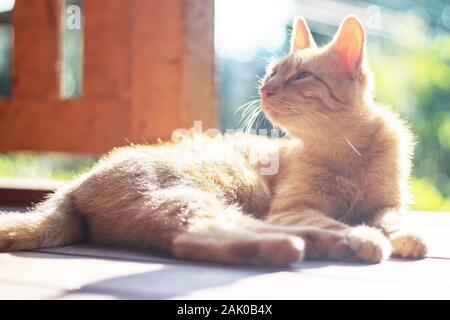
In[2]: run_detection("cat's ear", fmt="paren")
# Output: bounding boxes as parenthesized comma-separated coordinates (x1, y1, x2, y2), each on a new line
(330, 16, 365, 76)
(290, 17, 316, 53)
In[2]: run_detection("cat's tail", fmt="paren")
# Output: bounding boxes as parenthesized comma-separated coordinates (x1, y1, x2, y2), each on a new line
(0, 187, 85, 251)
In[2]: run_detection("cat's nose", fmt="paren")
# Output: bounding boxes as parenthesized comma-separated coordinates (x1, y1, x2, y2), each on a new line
(261, 85, 275, 99)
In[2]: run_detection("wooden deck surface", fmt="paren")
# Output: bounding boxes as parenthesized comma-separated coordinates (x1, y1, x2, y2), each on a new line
(0, 210, 449, 299)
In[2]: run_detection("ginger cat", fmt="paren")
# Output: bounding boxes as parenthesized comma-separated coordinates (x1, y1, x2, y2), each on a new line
(0, 16, 427, 265)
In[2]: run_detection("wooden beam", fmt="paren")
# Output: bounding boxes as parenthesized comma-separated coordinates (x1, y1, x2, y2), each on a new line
(83, 0, 131, 100)
(0, 0, 217, 153)
(129, 0, 186, 143)
(0, 99, 129, 154)
(11, 0, 60, 99)
(128, 0, 217, 144)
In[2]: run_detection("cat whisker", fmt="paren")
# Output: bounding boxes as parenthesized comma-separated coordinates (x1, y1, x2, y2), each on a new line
(258, 52, 280, 62)
(243, 110, 260, 133)
(240, 103, 260, 122)
(235, 99, 260, 115)
(240, 102, 263, 133)
(237, 104, 257, 129)
(237, 103, 260, 130)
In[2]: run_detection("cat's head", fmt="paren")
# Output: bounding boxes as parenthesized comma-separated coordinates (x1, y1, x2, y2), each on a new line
(260, 16, 374, 137)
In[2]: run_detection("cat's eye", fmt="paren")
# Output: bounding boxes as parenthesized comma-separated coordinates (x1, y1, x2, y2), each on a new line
(267, 70, 277, 79)
(293, 71, 312, 81)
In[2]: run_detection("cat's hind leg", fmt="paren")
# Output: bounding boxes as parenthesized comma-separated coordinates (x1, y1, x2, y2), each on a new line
(81, 185, 305, 266)
(172, 228, 304, 266)
(170, 201, 385, 265)
(163, 194, 306, 266)
(131, 187, 388, 265)
(177, 208, 390, 264)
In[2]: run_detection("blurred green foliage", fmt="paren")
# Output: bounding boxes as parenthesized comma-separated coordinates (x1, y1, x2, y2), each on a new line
(0, 153, 97, 181)
(410, 178, 450, 211)
(369, 14, 450, 211)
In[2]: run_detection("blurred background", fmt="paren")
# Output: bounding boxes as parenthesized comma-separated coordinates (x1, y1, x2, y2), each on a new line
(0, 0, 449, 211)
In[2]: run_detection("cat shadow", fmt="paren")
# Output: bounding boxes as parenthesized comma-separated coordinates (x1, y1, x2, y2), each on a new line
(61, 261, 368, 299)
(49, 258, 368, 299)
(57, 265, 283, 299)
(11, 246, 369, 299)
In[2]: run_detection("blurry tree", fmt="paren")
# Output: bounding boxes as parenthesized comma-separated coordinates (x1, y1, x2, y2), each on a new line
(369, 14, 450, 210)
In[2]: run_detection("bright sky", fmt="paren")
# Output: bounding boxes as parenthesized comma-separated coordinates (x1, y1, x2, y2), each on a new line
(215, 0, 296, 61)
(0, 0, 14, 13)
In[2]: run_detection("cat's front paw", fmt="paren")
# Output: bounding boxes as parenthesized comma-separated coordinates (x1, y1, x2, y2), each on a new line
(345, 226, 391, 263)
(300, 226, 391, 263)
(389, 231, 427, 259)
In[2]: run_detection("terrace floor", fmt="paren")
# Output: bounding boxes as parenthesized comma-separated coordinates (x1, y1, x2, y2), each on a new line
(0, 209, 449, 299)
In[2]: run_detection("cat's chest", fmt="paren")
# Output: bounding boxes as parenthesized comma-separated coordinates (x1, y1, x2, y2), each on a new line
(317, 171, 363, 214)
(290, 163, 373, 222)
